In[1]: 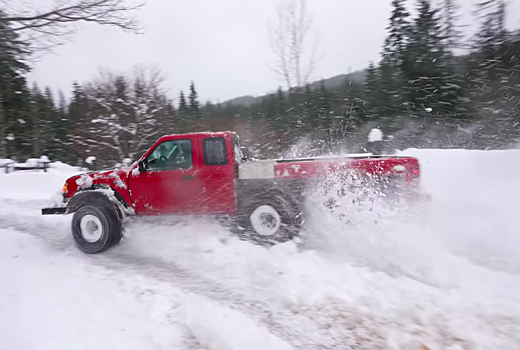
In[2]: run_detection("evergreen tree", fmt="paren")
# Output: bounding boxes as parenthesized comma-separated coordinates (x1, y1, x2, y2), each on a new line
(300, 84, 316, 132)
(163, 99, 177, 130)
(380, 0, 411, 115)
(176, 90, 191, 131)
(383, 0, 410, 66)
(364, 62, 380, 116)
(188, 81, 201, 118)
(28, 84, 44, 158)
(202, 101, 216, 130)
(275, 87, 287, 123)
(473, 0, 508, 85)
(42, 86, 59, 157)
(316, 81, 332, 132)
(468, 1, 520, 146)
(378, 60, 400, 127)
(405, 0, 448, 115)
(178, 91, 189, 119)
(68, 82, 96, 164)
(53, 90, 70, 161)
(441, 0, 464, 54)
(438, 0, 468, 123)
(0, 12, 30, 158)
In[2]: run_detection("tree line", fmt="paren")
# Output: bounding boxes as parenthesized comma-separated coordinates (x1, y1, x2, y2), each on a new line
(0, 0, 519, 167)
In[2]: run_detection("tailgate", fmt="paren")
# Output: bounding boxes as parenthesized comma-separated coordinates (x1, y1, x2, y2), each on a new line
(348, 157, 420, 182)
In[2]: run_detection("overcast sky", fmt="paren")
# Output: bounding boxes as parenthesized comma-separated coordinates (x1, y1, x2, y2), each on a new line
(26, 0, 520, 104)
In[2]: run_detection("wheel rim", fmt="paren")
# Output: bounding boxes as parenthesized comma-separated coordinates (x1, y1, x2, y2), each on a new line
(250, 205, 281, 236)
(79, 214, 103, 242)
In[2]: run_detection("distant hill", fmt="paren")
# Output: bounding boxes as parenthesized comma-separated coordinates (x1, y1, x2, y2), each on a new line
(223, 95, 257, 107)
(222, 69, 367, 107)
(308, 70, 367, 90)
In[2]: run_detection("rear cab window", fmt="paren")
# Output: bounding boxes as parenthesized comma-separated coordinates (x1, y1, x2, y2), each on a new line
(202, 137, 228, 166)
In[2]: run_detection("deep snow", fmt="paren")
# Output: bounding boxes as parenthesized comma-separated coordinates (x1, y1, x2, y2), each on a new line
(1, 150, 520, 349)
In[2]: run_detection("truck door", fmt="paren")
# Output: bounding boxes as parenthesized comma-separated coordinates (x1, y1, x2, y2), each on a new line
(129, 135, 202, 215)
(192, 134, 237, 215)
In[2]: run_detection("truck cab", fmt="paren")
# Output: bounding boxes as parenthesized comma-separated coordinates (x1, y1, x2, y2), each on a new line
(129, 131, 240, 216)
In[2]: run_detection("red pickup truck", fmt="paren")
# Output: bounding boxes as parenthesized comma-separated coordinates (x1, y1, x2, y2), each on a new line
(42, 131, 423, 253)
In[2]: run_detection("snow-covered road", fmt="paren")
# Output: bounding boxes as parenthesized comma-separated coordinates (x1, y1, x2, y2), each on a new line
(1, 150, 520, 350)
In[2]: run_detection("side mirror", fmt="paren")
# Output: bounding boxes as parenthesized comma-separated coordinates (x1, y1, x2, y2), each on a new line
(138, 160, 147, 173)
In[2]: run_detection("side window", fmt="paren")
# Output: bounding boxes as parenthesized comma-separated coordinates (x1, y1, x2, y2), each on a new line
(146, 139, 193, 171)
(203, 137, 228, 166)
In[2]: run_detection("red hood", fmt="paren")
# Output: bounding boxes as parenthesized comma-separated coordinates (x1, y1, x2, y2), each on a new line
(64, 166, 133, 199)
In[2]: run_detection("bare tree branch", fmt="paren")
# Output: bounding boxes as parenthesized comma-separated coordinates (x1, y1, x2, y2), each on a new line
(0, 0, 143, 53)
(3, 0, 143, 32)
(266, 0, 320, 90)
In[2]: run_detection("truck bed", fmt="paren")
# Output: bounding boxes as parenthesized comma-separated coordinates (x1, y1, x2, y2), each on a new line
(239, 154, 421, 182)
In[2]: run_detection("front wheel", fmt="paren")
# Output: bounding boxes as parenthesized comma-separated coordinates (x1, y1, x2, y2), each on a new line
(71, 203, 123, 254)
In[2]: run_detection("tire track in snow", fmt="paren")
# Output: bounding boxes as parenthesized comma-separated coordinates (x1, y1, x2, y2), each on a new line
(0, 205, 363, 350)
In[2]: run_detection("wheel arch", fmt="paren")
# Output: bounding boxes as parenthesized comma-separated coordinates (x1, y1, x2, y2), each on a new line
(67, 185, 133, 219)
(236, 178, 306, 216)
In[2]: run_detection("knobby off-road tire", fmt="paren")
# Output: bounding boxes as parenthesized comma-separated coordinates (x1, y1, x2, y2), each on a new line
(70, 193, 123, 254)
(237, 194, 302, 245)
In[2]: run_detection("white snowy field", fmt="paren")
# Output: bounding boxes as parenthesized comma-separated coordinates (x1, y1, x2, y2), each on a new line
(1, 149, 520, 350)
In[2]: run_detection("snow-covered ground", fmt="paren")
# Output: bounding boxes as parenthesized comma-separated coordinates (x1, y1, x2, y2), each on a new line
(1, 150, 520, 350)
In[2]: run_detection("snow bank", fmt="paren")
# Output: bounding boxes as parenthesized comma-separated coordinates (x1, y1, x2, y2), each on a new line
(399, 148, 520, 269)
(0, 161, 82, 201)
(0, 159, 14, 166)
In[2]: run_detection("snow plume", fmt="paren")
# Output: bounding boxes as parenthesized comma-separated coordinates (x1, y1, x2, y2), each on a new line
(281, 136, 331, 159)
(301, 165, 437, 281)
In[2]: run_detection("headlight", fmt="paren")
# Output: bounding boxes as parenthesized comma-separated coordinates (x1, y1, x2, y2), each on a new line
(62, 183, 68, 195)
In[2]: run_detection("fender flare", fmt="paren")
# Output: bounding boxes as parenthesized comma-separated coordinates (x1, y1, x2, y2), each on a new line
(67, 185, 134, 219)
(241, 187, 301, 217)
(236, 179, 306, 215)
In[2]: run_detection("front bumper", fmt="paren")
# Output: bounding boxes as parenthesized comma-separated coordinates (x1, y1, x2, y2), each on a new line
(42, 207, 67, 215)
(41, 195, 70, 215)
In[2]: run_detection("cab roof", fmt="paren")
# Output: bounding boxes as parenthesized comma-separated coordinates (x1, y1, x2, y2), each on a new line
(156, 131, 236, 141)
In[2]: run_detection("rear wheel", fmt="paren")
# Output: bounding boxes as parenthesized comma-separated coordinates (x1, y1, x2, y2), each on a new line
(71, 196, 123, 254)
(238, 195, 302, 245)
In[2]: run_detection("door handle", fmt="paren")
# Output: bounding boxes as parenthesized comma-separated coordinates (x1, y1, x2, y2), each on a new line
(183, 175, 194, 181)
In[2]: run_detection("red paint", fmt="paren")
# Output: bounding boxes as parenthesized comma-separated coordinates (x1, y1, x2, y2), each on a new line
(192, 134, 236, 214)
(62, 131, 422, 217)
(65, 132, 238, 215)
(64, 168, 133, 207)
(128, 133, 202, 214)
